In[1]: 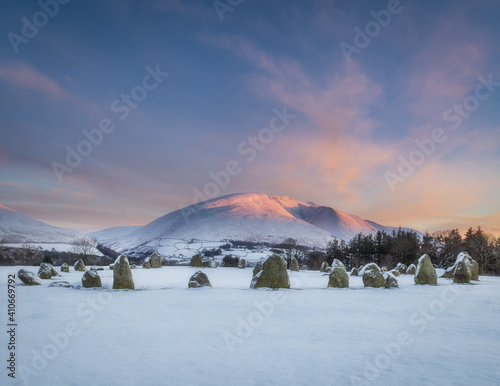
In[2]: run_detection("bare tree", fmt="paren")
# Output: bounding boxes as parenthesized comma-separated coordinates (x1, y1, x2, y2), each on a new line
(71, 236, 98, 264)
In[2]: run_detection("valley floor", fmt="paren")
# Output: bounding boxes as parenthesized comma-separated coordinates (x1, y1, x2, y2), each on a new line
(1, 266, 499, 385)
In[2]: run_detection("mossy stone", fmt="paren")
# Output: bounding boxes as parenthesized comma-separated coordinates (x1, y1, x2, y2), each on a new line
(362, 263, 385, 288)
(18, 269, 42, 285)
(251, 255, 290, 289)
(74, 259, 86, 272)
(328, 259, 349, 288)
(453, 260, 471, 284)
(113, 255, 135, 290)
(82, 270, 102, 288)
(188, 271, 212, 288)
(414, 254, 437, 285)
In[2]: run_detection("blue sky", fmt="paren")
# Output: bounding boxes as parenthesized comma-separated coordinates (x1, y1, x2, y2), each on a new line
(0, 0, 499, 235)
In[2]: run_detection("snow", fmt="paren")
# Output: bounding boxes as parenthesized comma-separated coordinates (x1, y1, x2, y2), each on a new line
(89, 193, 423, 255)
(2, 266, 499, 385)
(0, 205, 81, 244)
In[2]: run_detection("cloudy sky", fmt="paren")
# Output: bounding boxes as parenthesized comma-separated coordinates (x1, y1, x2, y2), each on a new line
(0, 0, 499, 236)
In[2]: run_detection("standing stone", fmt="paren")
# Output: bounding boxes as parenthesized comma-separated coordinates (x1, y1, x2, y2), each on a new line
(320, 261, 329, 272)
(82, 270, 102, 288)
(406, 264, 417, 275)
(74, 259, 86, 272)
(190, 254, 202, 268)
(414, 254, 437, 285)
(188, 271, 212, 288)
(250, 255, 290, 289)
(350, 267, 359, 276)
(18, 269, 42, 285)
(362, 263, 385, 288)
(238, 259, 246, 269)
(470, 260, 479, 281)
(290, 258, 299, 272)
(109, 264, 114, 270)
(113, 255, 135, 290)
(395, 263, 407, 274)
(253, 258, 265, 276)
(143, 260, 151, 269)
(149, 253, 162, 268)
(61, 263, 70, 273)
(453, 260, 471, 284)
(389, 269, 400, 277)
(443, 252, 479, 281)
(38, 263, 56, 279)
(384, 272, 399, 288)
(327, 259, 349, 288)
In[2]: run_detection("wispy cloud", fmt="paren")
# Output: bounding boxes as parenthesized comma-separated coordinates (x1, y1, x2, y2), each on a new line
(0, 62, 64, 98)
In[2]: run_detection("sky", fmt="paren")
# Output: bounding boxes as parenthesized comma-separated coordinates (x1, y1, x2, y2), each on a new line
(0, 0, 499, 236)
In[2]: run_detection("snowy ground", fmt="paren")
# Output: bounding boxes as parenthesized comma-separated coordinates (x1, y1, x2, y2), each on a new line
(154, 239, 274, 264)
(1, 266, 499, 385)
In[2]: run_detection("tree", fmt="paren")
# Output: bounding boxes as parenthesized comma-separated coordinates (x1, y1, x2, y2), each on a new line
(432, 229, 463, 268)
(281, 238, 307, 269)
(222, 254, 239, 267)
(20, 240, 42, 265)
(71, 237, 98, 264)
(326, 239, 349, 268)
(464, 227, 495, 274)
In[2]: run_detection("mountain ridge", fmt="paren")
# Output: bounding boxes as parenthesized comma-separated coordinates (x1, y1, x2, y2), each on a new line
(89, 192, 422, 254)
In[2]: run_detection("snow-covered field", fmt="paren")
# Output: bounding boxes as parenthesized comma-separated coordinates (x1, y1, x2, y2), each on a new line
(1, 266, 499, 385)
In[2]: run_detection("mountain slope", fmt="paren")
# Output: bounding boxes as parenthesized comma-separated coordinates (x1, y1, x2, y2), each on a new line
(271, 196, 391, 240)
(91, 192, 423, 254)
(0, 204, 81, 243)
(96, 193, 337, 253)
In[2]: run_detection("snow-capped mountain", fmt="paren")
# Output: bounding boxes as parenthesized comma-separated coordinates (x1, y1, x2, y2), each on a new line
(0, 204, 81, 243)
(271, 196, 391, 240)
(90, 193, 420, 254)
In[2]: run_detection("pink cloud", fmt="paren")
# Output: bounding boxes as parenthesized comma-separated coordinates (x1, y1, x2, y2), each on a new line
(0, 62, 64, 98)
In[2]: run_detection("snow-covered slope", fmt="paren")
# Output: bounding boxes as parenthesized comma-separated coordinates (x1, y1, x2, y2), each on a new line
(92, 193, 422, 255)
(87, 225, 142, 245)
(0, 204, 81, 243)
(99, 193, 337, 253)
(271, 196, 390, 240)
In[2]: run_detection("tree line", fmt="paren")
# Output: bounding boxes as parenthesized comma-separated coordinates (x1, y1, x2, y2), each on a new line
(309, 227, 500, 274)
